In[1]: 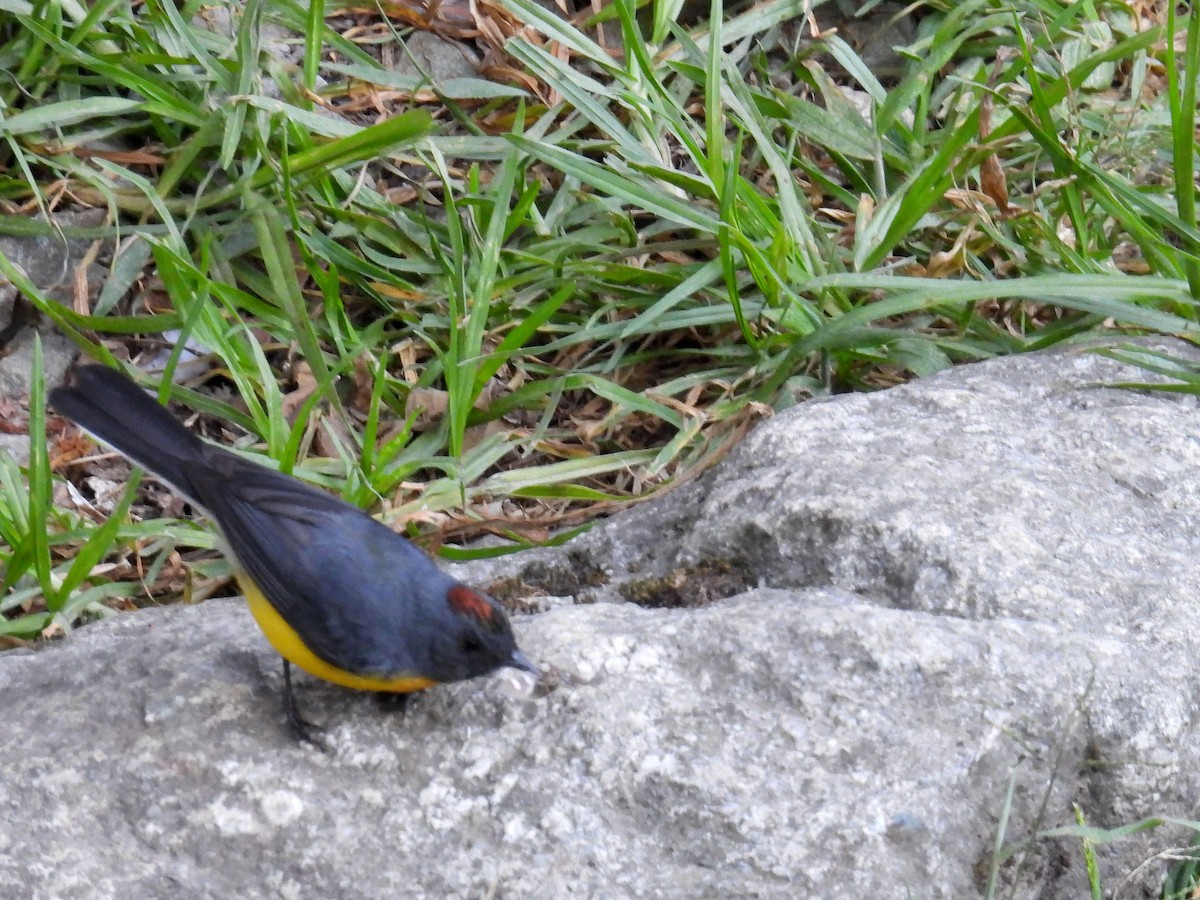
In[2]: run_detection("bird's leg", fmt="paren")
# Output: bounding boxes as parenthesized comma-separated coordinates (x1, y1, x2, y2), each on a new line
(373, 691, 412, 715)
(282, 660, 327, 750)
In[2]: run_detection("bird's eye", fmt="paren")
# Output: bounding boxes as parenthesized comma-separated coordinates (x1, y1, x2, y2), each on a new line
(461, 636, 484, 654)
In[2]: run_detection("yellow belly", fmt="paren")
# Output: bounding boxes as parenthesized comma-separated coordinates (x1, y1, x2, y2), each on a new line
(238, 573, 436, 693)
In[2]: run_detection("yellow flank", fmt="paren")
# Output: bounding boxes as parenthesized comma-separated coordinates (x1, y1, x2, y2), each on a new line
(238, 574, 436, 693)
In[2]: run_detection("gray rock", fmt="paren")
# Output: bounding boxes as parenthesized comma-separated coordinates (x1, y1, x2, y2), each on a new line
(821, 1, 921, 80)
(0, 328, 76, 461)
(459, 337, 1200, 896)
(3, 339, 1200, 897)
(390, 31, 481, 84)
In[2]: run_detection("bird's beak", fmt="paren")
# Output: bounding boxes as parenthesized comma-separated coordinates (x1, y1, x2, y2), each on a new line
(507, 649, 540, 676)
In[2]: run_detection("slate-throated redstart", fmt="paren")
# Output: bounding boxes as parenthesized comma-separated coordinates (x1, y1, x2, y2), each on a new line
(50, 364, 537, 745)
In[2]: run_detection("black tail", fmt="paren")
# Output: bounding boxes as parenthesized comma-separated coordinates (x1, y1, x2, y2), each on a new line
(49, 365, 205, 502)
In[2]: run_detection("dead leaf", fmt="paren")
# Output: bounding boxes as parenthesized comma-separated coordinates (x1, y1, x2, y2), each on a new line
(349, 356, 376, 415)
(461, 418, 510, 454)
(280, 361, 319, 421)
(407, 386, 450, 431)
(314, 414, 356, 460)
(979, 153, 1010, 214)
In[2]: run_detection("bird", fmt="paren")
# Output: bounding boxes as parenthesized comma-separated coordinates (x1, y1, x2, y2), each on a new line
(50, 363, 537, 746)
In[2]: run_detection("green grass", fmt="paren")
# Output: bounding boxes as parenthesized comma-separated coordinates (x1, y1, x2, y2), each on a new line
(0, 0, 1198, 887)
(0, 5, 1196, 618)
(1162, 830, 1200, 900)
(1034, 814, 1200, 899)
(2, 0, 1196, 600)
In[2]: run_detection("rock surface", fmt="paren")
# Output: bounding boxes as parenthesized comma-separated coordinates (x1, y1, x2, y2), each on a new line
(4, 339, 1200, 898)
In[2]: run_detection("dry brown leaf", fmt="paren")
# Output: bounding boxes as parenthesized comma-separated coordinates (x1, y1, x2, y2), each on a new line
(532, 439, 594, 460)
(944, 188, 993, 213)
(644, 391, 706, 421)
(979, 153, 1010, 214)
(280, 361, 319, 421)
(314, 413, 356, 460)
(461, 418, 511, 453)
(349, 356, 376, 415)
(48, 427, 98, 467)
(0, 398, 26, 434)
(406, 386, 450, 431)
(73, 147, 166, 166)
(819, 207, 855, 225)
(370, 283, 425, 303)
(376, 0, 478, 38)
(856, 192, 875, 226)
(925, 249, 963, 280)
